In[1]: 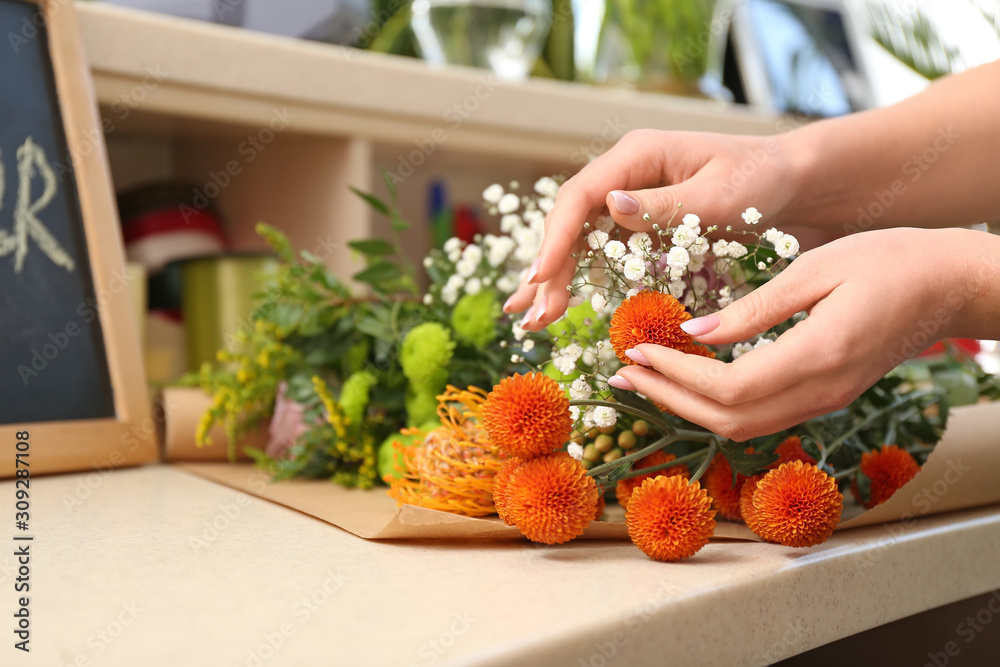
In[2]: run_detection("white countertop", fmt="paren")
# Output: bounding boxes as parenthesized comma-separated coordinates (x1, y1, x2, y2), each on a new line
(3, 464, 1000, 666)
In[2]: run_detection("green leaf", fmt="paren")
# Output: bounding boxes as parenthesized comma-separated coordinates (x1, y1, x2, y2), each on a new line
(718, 440, 779, 478)
(854, 470, 872, 507)
(353, 261, 402, 287)
(380, 168, 397, 197)
(348, 239, 396, 256)
(390, 211, 410, 232)
(271, 302, 304, 335)
(256, 222, 295, 263)
(349, 186, 390, 215)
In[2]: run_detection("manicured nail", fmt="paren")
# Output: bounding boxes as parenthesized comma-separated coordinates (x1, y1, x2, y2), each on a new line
(523, 304, 536, 324)
(608, 375, 636, 391)
(625, 348, 650, 366)
(526, 258, 541, 284)
(533, 294, 549, 322)
(503, 295, 516, 313)
(610, 191, 640, 215)
(681, 315, 721, 337)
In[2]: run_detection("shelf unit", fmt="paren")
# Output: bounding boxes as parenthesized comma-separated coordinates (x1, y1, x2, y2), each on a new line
(78, 3, 784, 274)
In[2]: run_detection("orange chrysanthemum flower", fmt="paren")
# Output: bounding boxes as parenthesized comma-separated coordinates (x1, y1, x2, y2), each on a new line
(739, 474, 764, 526)
(852, 445, 920, 509)
(482, 373, 572, 460)
(702, 453, 745, 521)
(504, 453, 600, 544)
(684, 342, 717, 359)
(772, 435, 816, 467)
(626, 475, 716, 561)
(743, 461, 843, 547)
(609, 291, 692, 364)
(615, 450, 689, 511)
(388, 387, 506, 517)
(492, 456, 523, 526)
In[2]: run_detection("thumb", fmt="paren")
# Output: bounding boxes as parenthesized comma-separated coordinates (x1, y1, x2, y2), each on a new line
(606, 177, 732, 231)
(681, 259, 832, 345)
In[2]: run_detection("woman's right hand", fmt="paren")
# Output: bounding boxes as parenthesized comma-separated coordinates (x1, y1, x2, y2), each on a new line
(505, 129, 803, 330)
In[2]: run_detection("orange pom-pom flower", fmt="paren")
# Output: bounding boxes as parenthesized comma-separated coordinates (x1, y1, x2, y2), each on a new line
(853, 444, 920, 509)
(504, 453, 600, 544)
(615, 450, 688, 510)
(703, 453, 745, 521)
(743, 461, 843, 547)
(772, 435, 816, 467)
(626, 475, 716, 561)
(492, 456, 523, 525)
(482, 373, 572, 460)
(609, 291, 692, 364)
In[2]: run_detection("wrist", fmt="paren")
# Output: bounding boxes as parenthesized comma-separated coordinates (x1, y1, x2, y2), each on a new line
(954, 229, 1000, 339)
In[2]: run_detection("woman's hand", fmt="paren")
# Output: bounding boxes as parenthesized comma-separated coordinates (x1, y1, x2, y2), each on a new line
(607, 228, 999, 442)
(503, 129, 802, 330)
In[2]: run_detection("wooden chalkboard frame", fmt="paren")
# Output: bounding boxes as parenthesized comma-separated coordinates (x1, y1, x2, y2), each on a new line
(0, 0, 155, 476)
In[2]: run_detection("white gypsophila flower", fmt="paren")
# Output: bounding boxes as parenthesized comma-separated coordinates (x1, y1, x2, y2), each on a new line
(742, 207, 763, 225)
(422, 293, 433, 305)
(500, 214, 522, 234)
(521, 339, 535, 353)
(483, 183, 504, 204)
(757, 261, 767, 270)
(587, 230, 609, 250)
(689, 236, 709, 257)
(422, 256, 433, 269)
(668, 280, 685, 299)
(597, 338, 617, 363)
(628, 232, 652, 256)
(444, 236, 463, 253)
(497, 193, 520, 214)
(763, 227, 783, 244)
(671, 225, 697, 249)
(562, 343, 583, 364)
(623, 254, 646, 281)
(692, 276, 708, 296)
(461, 243, 482, 265)
(465, 277, 482, 294)
(455, 258, 477, 278)
(570, 377, 592, 400)
(581, 346, 596, 366)
(595, 216, 616, 233)
(510, 354, 521, 363)
(538, 197, 555, 214)
(568, 294, 585, 308)
(496, 272, 519, 293)
(754, 337, 774, 349)
(712, 239, 730, 258)
(669, 267, 685, 281)
(626, 287, 641, 299)
(441, 285, 459, 306)
(524, 209, 545, 229)
(592, 406, 617, 429)
(482, 276, 492, 287)
(591, 291, 607, 313)
(774, 233, 800, 259)
(727, 241, 748, 259)
(682, 213, 701, 232)
(582, 408, 596, 429)
(487, 237, 514, 267)
(687, 253, 706, 274)
(534, 176, 560, 198)
(666, 245, 690, 270)
(445, 274, 464, 291)
(604, 240, 627, 261)
(732, 342, 754, 358)
(717, 294, 732, 308)
(512, 321, 527, 341)
(567, 443, 584, 461)
(553, 352, 577, 375)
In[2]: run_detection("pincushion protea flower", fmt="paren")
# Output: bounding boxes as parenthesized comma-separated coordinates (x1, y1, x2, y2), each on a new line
(852, 444, 920, 509)
(626, 475, 716, 561)
(482, 372, 572, 460)
(742, 461, 843, 548)
(615, 450, 689, 511)
(608, 291, 692, 364)
(388, 387, 506, 517)
(503, 453, 600, 544)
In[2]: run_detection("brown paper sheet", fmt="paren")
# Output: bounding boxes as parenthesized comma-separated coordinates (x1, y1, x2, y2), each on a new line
(169, 389, 1000, 542)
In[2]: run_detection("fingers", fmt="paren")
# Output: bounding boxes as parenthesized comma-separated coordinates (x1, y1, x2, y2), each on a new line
(503, 279, 537, 316)
(522, 254, 577, 330)
(683, 254, 832, 346)
(616, 365, 837, 441)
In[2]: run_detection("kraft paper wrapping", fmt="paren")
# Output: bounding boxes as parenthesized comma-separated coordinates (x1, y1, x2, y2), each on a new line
(168, 388, 1000, 542)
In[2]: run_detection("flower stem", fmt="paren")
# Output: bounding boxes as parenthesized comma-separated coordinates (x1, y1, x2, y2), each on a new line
(616, 447, 707, 481)
(586, 435, 673, 479)
(687, 438, 717, 485)
(570, 399, 674, 434)
(818, 389, 937, 466)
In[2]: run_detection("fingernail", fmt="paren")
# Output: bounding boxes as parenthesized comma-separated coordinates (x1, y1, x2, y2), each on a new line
(523, 304, 536, 324)
(503, 295, 516, 313)
(624, 348, 650, 366)
(608, 375, 636, 391)
(610, 191, 640, 215)
(681, 315, 721, 337)
(534, 294, 549, 322)
(526, 259, 541, 284)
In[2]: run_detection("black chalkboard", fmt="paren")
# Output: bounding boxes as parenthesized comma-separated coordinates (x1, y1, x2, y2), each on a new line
(0, 0, 116, 423)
